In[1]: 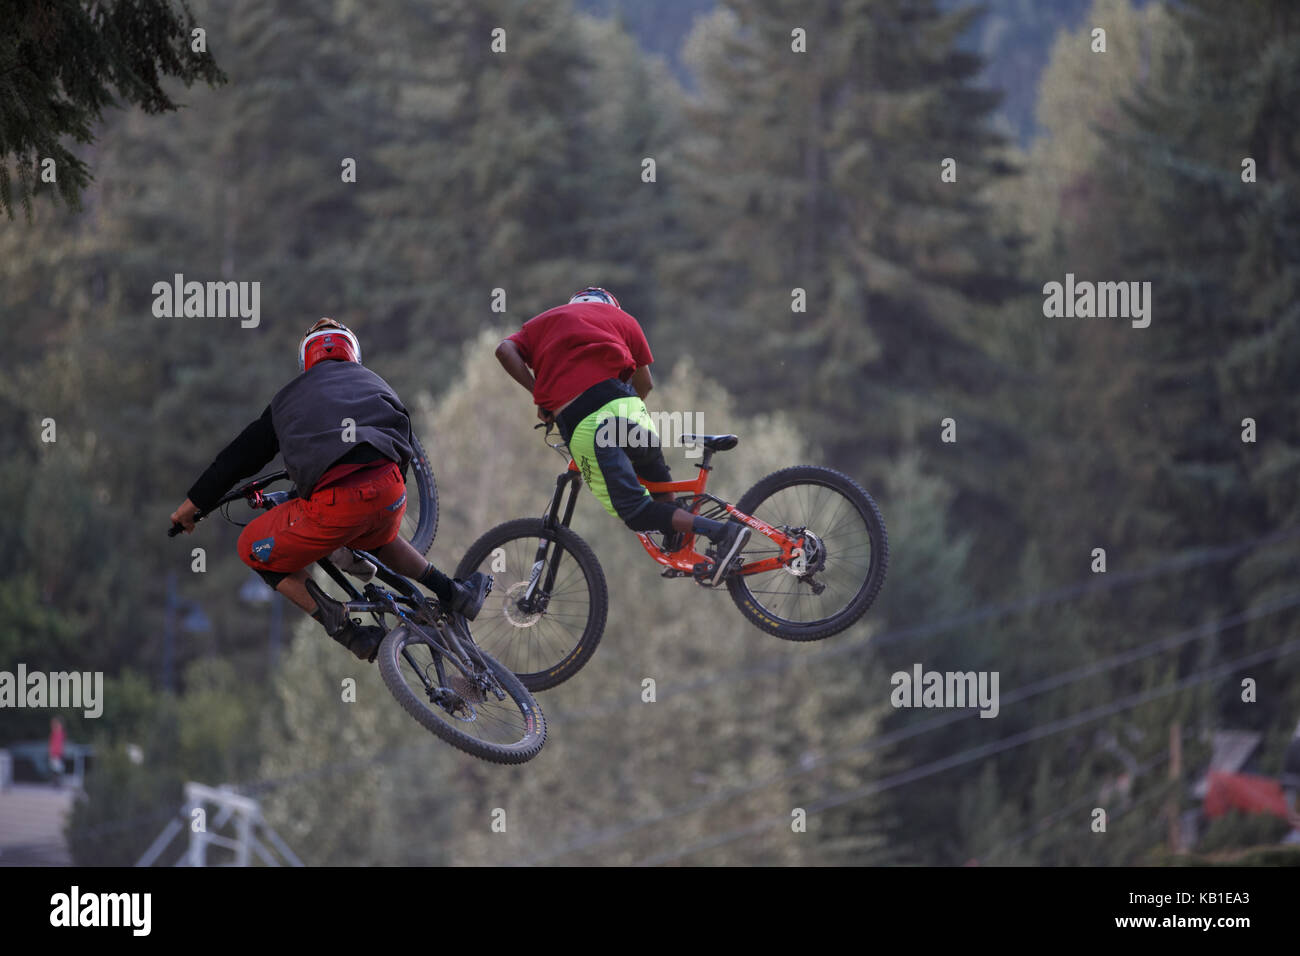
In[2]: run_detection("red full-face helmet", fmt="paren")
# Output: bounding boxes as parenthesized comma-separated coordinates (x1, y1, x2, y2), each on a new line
(299, 318, 362, 372)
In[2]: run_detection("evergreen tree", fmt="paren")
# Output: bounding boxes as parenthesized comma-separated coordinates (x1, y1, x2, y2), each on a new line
(662, 0, 1021, 477)
(1114, 0, 1300, 736)
(358, 0, 684, 389)
(0, 0, 224, 218)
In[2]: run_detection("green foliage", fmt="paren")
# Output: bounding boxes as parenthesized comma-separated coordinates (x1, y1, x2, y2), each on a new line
(662, 0, 1022, 475)
(65, 661, 259, 864)
(0, 0, 225, 218)
(1195, 810, 1293, 855)
(7, 0, 1299, 868)
(959, 0, 1300, 867)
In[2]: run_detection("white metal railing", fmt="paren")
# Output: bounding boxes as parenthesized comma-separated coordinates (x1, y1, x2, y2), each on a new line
(136, 782, 302, 867)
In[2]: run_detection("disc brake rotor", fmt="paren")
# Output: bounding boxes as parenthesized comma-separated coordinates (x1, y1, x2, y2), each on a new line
(783, 530, 827, 578)
(502, 580, 543, 627)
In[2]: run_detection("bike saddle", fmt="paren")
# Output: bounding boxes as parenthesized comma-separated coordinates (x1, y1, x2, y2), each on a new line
(683, 433, 739, 452)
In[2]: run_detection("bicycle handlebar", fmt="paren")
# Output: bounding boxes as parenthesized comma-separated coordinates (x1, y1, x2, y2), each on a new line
(166, 469, 294, 537)
(536, 419, 573, 460)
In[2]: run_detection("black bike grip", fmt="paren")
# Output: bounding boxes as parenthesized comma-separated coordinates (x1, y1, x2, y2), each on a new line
(169, 513, 204, 536)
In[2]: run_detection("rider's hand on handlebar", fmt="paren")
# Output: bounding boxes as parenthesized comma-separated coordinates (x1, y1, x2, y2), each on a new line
(537, 406, 555, 426)
(169, 498, 200, 534)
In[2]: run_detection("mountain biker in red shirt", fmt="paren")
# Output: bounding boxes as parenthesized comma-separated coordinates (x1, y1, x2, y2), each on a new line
(170, 318, 491, 660)
(495, 288, 750, 586)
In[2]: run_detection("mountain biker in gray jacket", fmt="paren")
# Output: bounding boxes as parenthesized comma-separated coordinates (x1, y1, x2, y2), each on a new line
(170, 318, 489, 659)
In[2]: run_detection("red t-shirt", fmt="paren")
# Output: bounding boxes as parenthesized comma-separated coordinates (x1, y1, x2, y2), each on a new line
(507, 302, 654, 411)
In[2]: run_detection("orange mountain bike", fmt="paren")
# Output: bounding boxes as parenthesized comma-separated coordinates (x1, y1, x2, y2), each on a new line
(455, 424, 888, 691)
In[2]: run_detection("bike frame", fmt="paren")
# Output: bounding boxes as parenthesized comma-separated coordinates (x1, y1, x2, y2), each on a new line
(320, 546, 493, 701)
(522, 436, 805, 601)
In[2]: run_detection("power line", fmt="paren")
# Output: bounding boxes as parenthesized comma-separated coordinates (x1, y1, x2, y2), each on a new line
(989, 776, 1176, 865)
(100, 529, 1299, 855)
(518, 588, 1300, 865)
(81, 526, 1300, 855)
(548, 524, 1300, 723)
(979, 752, 1171, 863)
(636, 637, 1300, 866)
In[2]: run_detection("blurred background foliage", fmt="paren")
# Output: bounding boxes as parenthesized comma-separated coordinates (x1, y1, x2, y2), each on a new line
(2, 0, 1298, 865)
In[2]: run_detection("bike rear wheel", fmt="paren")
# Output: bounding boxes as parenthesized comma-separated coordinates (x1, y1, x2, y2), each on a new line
(727, 466, 887, 641)
(377, 621, 546, 764)
(403, 434, 439, 555)
(455, 518, 608, 692)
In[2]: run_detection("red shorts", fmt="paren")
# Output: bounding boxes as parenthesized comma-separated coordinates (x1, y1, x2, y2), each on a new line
(238, 462, 407, 573)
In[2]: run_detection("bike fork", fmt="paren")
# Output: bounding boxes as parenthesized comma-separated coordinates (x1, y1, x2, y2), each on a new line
(524, 471, 581, 603)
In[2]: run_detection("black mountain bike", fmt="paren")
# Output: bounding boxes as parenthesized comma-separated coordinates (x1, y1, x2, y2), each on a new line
(168, 442, 545, 764)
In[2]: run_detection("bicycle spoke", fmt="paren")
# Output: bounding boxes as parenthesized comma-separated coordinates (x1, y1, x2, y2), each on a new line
(390, 633, 530, 746)
(465, 534, 593, 680)
(736, 480, 877, 627)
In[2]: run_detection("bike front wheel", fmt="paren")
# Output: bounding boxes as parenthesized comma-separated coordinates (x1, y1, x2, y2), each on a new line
(455, 518, 608, 692)
(377, 621, 546, 764)
(727, 466, 887, 641)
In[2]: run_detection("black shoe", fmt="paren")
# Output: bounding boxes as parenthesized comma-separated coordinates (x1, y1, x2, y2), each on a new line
(449, 572, 493, 621)
(708, 521, 751, 587)
(306, 577, 384, 661)
(661, 530, 684, 553)
(305, 577, 347, 633)
(335, 620, 386, 661)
